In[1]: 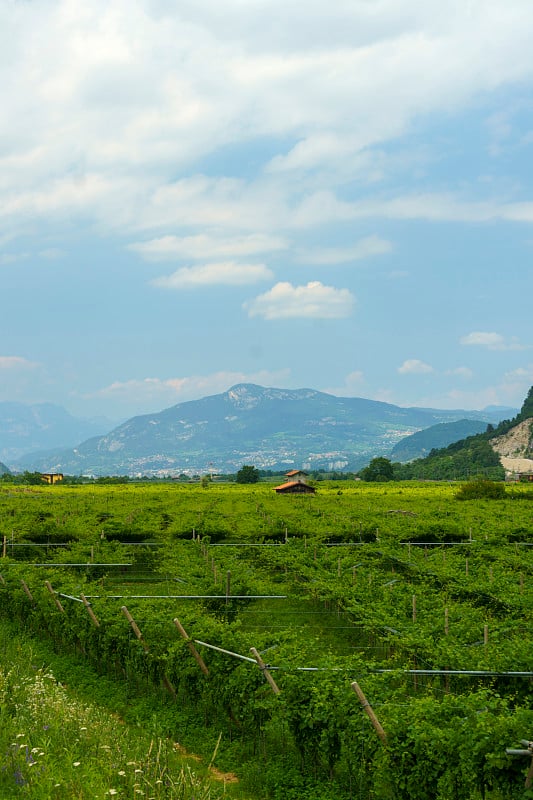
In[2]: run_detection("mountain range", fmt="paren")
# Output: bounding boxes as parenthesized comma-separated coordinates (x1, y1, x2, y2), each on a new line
(0, 402, 115, 463)
(7, 384, 515, 477)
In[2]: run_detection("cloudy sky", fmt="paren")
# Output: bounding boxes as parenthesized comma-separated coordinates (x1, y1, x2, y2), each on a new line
(1, 0, 533, 421)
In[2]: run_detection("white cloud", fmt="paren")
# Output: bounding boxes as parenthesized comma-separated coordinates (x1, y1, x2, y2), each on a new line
(0, 252, 29, 265)
(90, 368, 293, 407)
(297, 235, 392, 266)
(460, 331, 504, 347)
(2, 1, 533, 241)
(460, 331, 528, 350)
(397, 359, 434, 374)
(501, 365, 533, 398)
(39, 248, 64, 260)
(0, 356, 38, 370)
(324, 371, 366, 397)
(152, 261, 273, 288)
(408, 366, 533, 411)
(130, 233, 288, 261)
(244, 281, 355, 320)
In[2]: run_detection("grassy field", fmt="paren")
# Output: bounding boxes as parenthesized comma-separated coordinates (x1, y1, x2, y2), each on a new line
(0, 479, 531, 799)
(0, 618, 244, 799)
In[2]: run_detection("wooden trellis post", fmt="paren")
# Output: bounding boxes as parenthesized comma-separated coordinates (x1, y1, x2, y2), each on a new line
(20, 579, 34, 602)
(351, 681, 387, 745)
(121, 606, 176, 698)
(81, 593, 100, 627)
(250, 647, 280, 694)
(45, 581, 65, 613)
(173, 618, 209, 676)
(122, 605, 149, 651)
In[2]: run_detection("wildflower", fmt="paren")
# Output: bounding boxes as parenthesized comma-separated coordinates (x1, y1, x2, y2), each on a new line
(118, 770, 126, 776)
(14, 770, 25, 786)
(108, 790, 118, 796)
(73, 761, 81, 767)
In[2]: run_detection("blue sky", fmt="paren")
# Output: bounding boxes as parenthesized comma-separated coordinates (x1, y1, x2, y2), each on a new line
(1, 0, 533, 421)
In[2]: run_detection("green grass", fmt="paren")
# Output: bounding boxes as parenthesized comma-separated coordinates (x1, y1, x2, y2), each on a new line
(0, 621, 244, 800)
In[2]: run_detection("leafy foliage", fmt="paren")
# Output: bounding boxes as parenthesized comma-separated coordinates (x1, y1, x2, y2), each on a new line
(235, 465, 260, 484)
(0, 480, 531, 799)
(359, 457, 394, 481)
(394, 436, 505, 481)
(455, 478, 507, 501)
(390, 384, 533, 481)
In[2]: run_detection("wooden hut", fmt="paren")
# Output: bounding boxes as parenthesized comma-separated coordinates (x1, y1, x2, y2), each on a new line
(274, 480, 315, 494)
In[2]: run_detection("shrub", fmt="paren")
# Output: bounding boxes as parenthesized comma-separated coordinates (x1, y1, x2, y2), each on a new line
(455, 478, 506, 501)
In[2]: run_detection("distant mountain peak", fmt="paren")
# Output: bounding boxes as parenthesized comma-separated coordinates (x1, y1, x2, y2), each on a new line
(225, 384, 319, 410)
(226, 384, 264, 409)
(10, 384, 518, 477)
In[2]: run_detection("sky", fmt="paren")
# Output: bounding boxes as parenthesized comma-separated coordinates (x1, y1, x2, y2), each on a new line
(1, 0, 533, 422)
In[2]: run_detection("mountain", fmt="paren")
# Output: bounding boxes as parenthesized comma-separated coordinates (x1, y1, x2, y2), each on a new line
(0, 461, 10, 475)
(390, 419, 489, 463)
(394, 386, 533, 481)
(11, 384, 515, 477)
(0, 402, 116, 463)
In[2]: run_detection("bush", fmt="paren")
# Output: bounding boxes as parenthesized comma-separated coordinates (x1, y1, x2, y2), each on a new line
(455, 478, 506, 501)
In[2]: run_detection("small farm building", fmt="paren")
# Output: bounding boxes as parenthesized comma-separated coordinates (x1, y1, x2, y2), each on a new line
(285, 469, 309, 482)
(274, 480, 316, 494)
(41, 473, 64, 484)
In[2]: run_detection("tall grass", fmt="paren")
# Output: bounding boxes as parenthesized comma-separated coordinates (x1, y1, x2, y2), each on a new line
(0, 629, 226, 799)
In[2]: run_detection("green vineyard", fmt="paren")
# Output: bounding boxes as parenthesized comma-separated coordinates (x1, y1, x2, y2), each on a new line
(0, 480, 531, 799)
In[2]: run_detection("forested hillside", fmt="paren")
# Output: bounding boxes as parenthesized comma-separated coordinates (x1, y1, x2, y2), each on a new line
(393, 386, 533, 480)
(391, 419, 488, 463)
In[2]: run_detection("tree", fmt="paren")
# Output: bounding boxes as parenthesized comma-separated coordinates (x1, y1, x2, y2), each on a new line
(519, 384, 533, 421)
(359, 457, 394, 482)
(236, 465, 260, 484)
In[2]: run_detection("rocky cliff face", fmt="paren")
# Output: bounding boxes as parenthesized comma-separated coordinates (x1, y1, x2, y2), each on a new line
(491, 418, 533, 475)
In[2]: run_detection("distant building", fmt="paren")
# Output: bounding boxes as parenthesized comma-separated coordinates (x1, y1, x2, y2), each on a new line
(284, 469, 309, 482)
(274, 467, 315, 494)
(274, 481, 316, 494)
(517, 472, 533, 482)
(41, 473, 63, 484)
